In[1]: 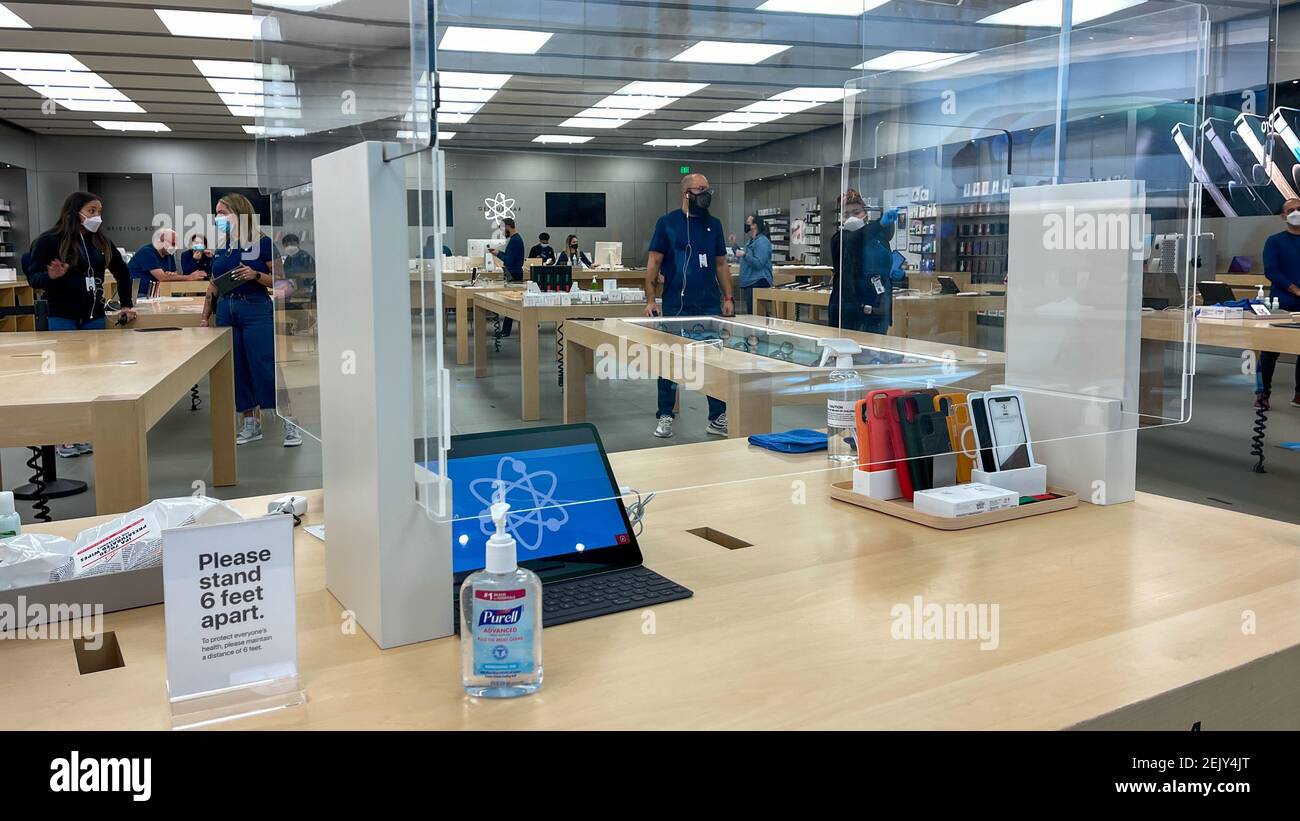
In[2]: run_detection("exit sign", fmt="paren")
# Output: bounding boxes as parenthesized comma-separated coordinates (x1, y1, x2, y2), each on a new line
(679, 165, 691, 174)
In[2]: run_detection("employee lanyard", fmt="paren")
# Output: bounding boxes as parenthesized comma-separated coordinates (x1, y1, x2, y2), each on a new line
(80, 234, 103, 320)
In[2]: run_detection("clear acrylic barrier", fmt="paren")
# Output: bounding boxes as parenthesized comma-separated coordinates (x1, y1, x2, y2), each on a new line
(271, 181, 319, 441)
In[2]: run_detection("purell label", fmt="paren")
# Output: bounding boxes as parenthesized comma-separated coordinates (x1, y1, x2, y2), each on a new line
(472, 588, 535, 679)
(827, 399, 856, 429)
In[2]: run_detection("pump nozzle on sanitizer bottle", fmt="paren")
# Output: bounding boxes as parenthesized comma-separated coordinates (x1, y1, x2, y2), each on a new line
(819, 338, 864, 464)
(461, 499, 544, 698)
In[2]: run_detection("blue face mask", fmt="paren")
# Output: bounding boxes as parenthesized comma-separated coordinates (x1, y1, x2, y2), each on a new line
(214, 215, 232, 233)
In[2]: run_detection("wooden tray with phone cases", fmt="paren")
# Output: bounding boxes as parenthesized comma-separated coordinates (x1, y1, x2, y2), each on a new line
(828, 481, 1079, 531)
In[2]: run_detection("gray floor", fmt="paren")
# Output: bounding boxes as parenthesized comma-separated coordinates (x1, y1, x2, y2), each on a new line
(4, 319, 1297, 526)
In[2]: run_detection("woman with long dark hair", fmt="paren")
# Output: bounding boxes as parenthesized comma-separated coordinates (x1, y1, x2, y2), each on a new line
(28, 191, 136, 330)
(27, 192, 137, 457)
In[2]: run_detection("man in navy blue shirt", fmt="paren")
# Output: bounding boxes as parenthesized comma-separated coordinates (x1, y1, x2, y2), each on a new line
(127, 228, 198, 298)
(1256, 199, 1300, 409)
(645, 173, 736, 439)
(489, 217, 525, 338)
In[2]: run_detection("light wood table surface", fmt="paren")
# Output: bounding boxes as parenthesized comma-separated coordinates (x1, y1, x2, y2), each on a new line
(5, 438, 1300, 730)
(751, 288, 1006, 348)
(772, 265, 834, 286)
(562, 315, 1002, 438)
(0, 328, 237, 514)
(109, 296, 207, 329)
(472, 290, 648, 421)
(442, 281, 524, 366)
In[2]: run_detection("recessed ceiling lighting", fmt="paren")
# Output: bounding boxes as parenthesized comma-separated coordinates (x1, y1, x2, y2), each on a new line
(437, 131, 456, 140)
(576, 106, 654, 121)
(713, 111, 785, 124)
(534, 134, 593, 144)
(645, 138, 707, 147)
(685, 121, 757, 132)
(774, 87, 856, 103)
(193, 59, 299, 117)
(758, 0, 888, 14)
(592, 95, 677, 113)
(560, 117, 629, 129)
(978, 0, 1148, 27)
(438, 113, 473, 124)
(855, 50, 975, 72)
(739, 100, 819, 115)
(0, 4, 30, 28)
(438, 26, 553, 55)
(155, 9, 275, 40)
(672, 41, 792, 65)
(0, 52, 144, 112)
(439, 71, 512, 89)
(95, 121, 170, 132)
(244, 124, 306, 137)
(618, 81, 709, 96)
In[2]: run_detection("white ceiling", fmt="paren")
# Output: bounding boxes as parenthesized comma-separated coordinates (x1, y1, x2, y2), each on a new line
(0, 0, 1281, 152)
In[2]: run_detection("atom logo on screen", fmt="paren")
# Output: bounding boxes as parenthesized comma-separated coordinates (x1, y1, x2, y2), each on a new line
(469, 456, 570, 552)
(483, 191, 516, 222)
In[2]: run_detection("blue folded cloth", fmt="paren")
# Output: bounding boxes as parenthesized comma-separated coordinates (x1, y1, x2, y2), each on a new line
(748, 429, 829, 454)
(1218, 298, 1259, 309)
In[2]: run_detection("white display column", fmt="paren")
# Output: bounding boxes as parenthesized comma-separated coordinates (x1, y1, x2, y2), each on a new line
(1003, 180, 1145, 506)
(312, 141, 453, 648)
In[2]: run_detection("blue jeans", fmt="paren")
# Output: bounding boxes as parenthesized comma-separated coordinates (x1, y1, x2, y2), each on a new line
(738, 279, 771, 314)
(47, 316, 106, 331)
(1256, 351, 1298, 397)
(656, 301, 726, 421)
(216, 294, 276, 412)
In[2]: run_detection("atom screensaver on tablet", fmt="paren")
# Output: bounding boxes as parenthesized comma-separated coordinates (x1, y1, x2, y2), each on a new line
(446, 442, 633, 574)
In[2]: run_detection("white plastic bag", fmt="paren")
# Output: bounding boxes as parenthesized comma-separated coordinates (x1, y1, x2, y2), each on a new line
(0, 533, 76, 590)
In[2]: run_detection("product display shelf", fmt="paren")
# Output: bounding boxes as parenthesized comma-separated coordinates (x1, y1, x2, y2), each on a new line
(0, 278, 36, 333)
(760, 207, 790, 262)
(829, 480, 1078, 531)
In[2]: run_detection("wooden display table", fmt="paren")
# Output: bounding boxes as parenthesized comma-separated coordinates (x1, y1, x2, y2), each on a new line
(109, 296, 206, 329)
(561, 315, 1001, 438)
(751, 288, 1006, 347)
(472, 290, 649, 421)
(0, 328, 237, 514)
(5, 439, 1300, 729)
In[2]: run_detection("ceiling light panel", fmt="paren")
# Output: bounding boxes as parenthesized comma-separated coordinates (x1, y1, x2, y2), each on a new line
(685, 121, 757, 132)
(618, 81, 709, 96)
(0, 52, 144, 113)
(560, 117, 630, 129)
(439, 26, 553, 55)
(95, 120, 170, 132)
(757, 0, 889, 14)
(646, 138, 707, 147)
(156, 9, 274, 40)
(0, 4, 30, 28)
(854, 50, 975, 72)
(534, 134, 593, 144)
(192, 59, 301, 118)
(978, 0, 1148, 27)
(672, 41, 792, 65)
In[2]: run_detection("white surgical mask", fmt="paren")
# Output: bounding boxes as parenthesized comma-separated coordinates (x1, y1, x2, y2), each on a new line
(82, 214, 103, 233)
(1286, 211, 1300, 227)
(843, 216, 866, 232)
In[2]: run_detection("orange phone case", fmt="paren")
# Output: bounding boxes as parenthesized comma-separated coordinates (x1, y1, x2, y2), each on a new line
(936, 392, 975, 484)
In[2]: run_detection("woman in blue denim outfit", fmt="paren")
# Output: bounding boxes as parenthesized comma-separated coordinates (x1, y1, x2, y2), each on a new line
(730, 214, 773, 314)
(199, 193, 300, 447)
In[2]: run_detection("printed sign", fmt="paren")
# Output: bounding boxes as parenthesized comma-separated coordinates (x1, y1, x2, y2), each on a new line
(162, 516, 297, 701)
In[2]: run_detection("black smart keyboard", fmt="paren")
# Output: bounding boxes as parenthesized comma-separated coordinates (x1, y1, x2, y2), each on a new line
(455, 565, 693, 631)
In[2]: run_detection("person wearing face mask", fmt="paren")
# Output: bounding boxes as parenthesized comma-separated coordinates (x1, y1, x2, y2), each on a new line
(556, 234, 592, 268)
(1255, 198, 1300, 410)
(182, 233, 214, 278)
(27, 191, 136, 457)
(488, 217, 525, 338)
(128, 228, 199, 299)
(645, 173, 736, 439)
(200, 193, 301, 447)
(826, 189, 899, 332)
(28, 191, 135, 330)
(528, 232, 556, 264)
(729, 214, 773, 314)
(828, 190, 896, 334)
(279, 233, 316, 278)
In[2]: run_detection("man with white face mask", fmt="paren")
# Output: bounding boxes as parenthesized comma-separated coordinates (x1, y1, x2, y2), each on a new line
(1255, 198, 1300, 410)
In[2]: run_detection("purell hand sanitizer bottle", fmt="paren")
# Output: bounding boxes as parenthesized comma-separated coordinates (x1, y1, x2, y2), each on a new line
(461, 501, 543, 698)
(818, 338, 864, 463)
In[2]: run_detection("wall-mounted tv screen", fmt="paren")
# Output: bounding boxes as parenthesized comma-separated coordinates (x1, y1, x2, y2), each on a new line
(546, 192, 606, 227)
(407, 190, 454, 227)
(210, 187, 275, 225)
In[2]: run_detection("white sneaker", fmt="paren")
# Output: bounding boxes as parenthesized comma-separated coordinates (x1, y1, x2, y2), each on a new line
(56, 444, 80, 458)
(706, 414, 728, 437)
(236, 417, 263, 445)
(283, 420, 302, 448)
(76, 442, 94, 455)
(653, 415, 674, 439)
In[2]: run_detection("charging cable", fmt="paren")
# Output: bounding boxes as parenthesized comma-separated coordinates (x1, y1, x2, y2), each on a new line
(619, 485, 656, 537)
